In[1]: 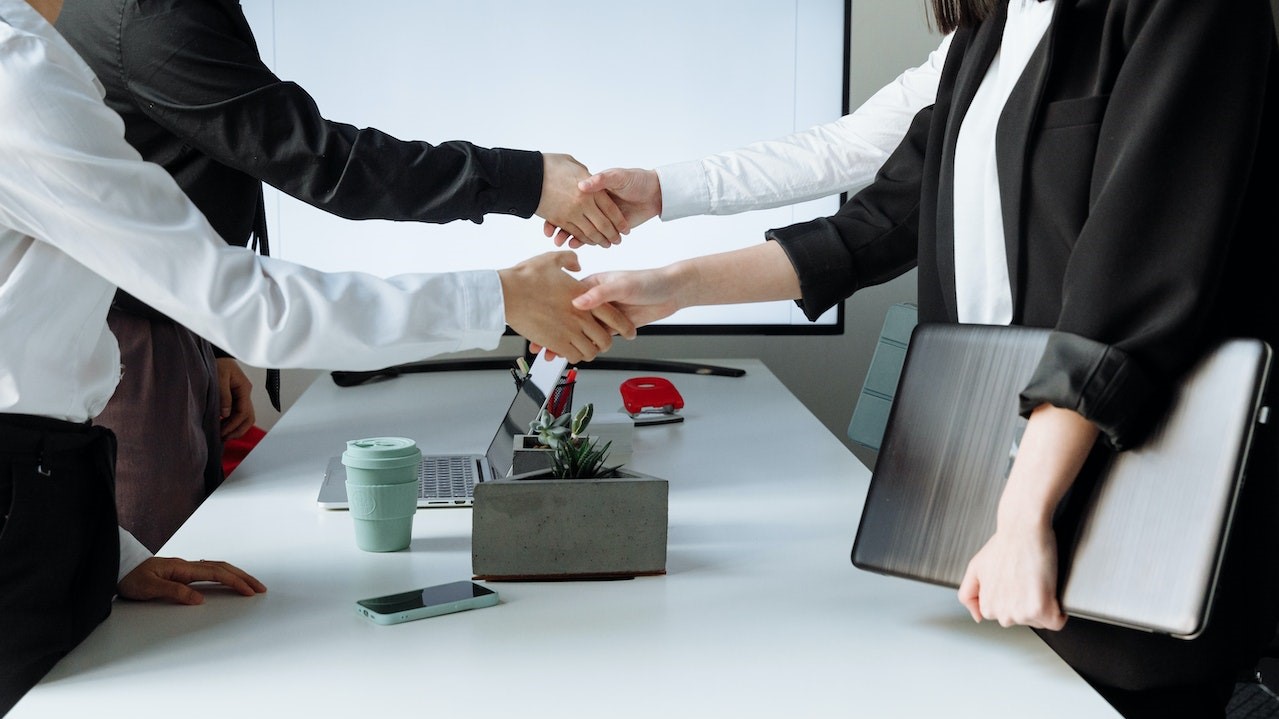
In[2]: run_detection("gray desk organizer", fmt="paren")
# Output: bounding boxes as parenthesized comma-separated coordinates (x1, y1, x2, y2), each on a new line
(847, 302, 918, 451)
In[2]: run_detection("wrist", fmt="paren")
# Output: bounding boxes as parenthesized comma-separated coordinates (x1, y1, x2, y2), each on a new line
(995, 486, 1056, 532)
(663, 261, 697, 310)
(650, 169, 663, 218)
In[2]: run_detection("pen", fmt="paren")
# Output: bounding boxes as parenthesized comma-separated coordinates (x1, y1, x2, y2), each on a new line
(516, 357, 530, 378)
(565, 368, 577, 384)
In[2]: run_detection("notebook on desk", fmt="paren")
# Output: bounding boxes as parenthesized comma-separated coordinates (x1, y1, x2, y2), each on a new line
(851, 323, 1272, 638)
(317, 353, 567, 509)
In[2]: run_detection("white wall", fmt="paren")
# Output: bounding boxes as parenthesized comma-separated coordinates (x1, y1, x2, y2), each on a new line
(246, 2, 943, 469)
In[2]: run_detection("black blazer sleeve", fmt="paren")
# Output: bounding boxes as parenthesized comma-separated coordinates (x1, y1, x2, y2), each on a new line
(116, 1, 543, 224)
(1020, 0, 1277, 448)
(763, 103, 932, 320)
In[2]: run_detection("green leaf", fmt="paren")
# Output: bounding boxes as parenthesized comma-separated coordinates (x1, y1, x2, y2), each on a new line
(571, 403, 594, 437)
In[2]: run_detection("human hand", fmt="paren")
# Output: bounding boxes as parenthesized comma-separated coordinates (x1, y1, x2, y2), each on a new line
(956, 403, 1096, 631)
(571, 267, 682, 329)
(548, 167, 662, 249)
(957, 520, 1067, 631)
(117, 557, 267, 605)
(216, 358, 255, 440)
(498, 251, 636, 364)
(536, 154, 629, 248)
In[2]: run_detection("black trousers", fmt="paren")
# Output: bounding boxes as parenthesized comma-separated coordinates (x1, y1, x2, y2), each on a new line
(0, 415, 119, 716)
(1038, 418, 1279, 719)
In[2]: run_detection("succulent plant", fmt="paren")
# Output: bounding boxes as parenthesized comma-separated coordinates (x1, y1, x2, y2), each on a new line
(528, 407, 572, 449)
(528, 403, 620, 479)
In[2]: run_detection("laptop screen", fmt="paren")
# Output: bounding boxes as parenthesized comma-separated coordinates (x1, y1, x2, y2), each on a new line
(483, 353, 566, 478)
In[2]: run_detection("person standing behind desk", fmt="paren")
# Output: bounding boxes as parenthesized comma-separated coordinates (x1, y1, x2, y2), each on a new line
(0, 0, 634, 710)
(570, 0, 1279, 715)
(54, 0, 631, 553)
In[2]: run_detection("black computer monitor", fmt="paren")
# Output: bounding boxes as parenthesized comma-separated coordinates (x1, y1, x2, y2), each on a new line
(246, 0, 850, 338)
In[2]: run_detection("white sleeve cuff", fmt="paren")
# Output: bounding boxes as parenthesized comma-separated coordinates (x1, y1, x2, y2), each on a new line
(455, 269, 506, 351)
(656, 161, 712, 221)
(117, 526, 152, 583)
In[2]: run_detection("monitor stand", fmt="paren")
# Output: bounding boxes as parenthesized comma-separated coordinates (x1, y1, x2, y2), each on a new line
(330, 343, 744, 387)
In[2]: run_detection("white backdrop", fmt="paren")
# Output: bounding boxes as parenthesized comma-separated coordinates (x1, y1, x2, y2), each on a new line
(241, 0, 845, 329)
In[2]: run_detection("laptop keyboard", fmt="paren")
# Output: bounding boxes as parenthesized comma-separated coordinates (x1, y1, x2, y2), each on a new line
(419, 455, 478, 502)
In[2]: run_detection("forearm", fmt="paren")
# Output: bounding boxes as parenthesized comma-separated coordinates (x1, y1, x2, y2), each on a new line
(658, 34, 948, 221)
(667, 241, 800, 309)
(116, 1, 542, 224)
(997, 404, 1100, 529)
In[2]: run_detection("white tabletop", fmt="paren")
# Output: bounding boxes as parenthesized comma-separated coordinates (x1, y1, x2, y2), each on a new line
(15, 359, 1117, 718)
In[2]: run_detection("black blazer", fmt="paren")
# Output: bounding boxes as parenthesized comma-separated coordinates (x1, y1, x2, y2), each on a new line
(771, 0, 1279, 449)
(56, 0, 544, 316)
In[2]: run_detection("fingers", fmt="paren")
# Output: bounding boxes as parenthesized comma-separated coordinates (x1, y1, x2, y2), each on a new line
(219, 376, 233, 420)
(221, 411, 253, 440)
(179, 559, 268, 597)
(222, 374, 257, 440)
(574, 317, 613, 358)
(536, 154, 622, 247)
(118, 557, 266, 606)
(572, 285, 610, 311)
(578, 168, 621, 194)
(550, 250, 581, 273)
(957, 571, 982, 623)
(589, 301, 637, 340)
(595, 191, 629, 236)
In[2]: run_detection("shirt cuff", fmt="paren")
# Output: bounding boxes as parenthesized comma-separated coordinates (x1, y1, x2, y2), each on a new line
(1018, 330, 1159, 451)
(656, 161, 712, 221)
(117, 527, 153, 583)
(492, 149, 545, 218)
(457, 270, 507, 350)
(764, 219, 857, 322)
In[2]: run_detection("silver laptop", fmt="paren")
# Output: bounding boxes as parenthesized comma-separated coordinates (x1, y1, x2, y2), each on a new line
(851, 323, 1271, 638)
(317, 353, 567, 509)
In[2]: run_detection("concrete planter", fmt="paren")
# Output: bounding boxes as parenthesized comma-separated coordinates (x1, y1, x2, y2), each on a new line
(510, 435, 555, 476)
(471, 469, 668, 580)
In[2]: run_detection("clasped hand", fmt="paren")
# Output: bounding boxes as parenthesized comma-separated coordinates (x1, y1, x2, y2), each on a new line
(537, 155, 634, 248)
(499, 251, 637, 364)
(544, 167, 662, 249)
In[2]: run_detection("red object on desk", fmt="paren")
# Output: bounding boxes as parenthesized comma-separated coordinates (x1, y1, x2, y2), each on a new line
(222, 425, 266, 477)
(620, 377, 685, 415)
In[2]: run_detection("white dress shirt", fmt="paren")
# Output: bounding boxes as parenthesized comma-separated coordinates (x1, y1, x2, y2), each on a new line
(657, 34, 950, 220)
(952, 0, 1056, 324)
(0, 0, 505, 576)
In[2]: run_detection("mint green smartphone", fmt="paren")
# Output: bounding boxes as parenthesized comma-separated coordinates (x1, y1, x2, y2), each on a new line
(355, 581, 498, 625)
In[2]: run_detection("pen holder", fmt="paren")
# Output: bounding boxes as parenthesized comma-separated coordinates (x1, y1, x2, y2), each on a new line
(547, 378, 575, 418)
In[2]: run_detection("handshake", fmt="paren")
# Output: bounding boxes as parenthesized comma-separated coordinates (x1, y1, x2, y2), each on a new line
(499, 155, 670, 364)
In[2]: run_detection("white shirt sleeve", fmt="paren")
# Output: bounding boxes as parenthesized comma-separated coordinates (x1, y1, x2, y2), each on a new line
(117, 528, 152, 582)
(0, 32, 504, 372)
(657, 33, 950, 221)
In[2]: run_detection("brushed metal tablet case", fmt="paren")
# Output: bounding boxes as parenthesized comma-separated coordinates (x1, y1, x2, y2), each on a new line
(851, 324, 1271, 638)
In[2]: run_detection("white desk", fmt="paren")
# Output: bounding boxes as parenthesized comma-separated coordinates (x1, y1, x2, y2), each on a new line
(15, 360, 1117, 718)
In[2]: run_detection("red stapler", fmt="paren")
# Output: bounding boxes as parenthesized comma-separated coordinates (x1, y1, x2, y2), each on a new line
(619, 377, 685, 425)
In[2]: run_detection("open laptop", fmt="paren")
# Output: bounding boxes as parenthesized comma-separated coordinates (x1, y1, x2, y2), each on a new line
(317, 352, 568, 509)
(851, 323, 1272, 638)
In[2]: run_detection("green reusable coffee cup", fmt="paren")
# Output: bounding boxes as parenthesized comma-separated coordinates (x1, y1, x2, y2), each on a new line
(341, 437, 421, 552)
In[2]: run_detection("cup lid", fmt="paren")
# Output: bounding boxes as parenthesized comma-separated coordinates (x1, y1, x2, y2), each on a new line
(342, 437, 419, 461)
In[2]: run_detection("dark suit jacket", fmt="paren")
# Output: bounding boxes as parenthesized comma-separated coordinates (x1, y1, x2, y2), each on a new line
(770, 0, 1279, 450)
(57, 0, 543, 317)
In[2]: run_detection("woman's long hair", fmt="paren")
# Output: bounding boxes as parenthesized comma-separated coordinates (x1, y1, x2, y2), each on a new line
(931, 0, 1000, 33)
